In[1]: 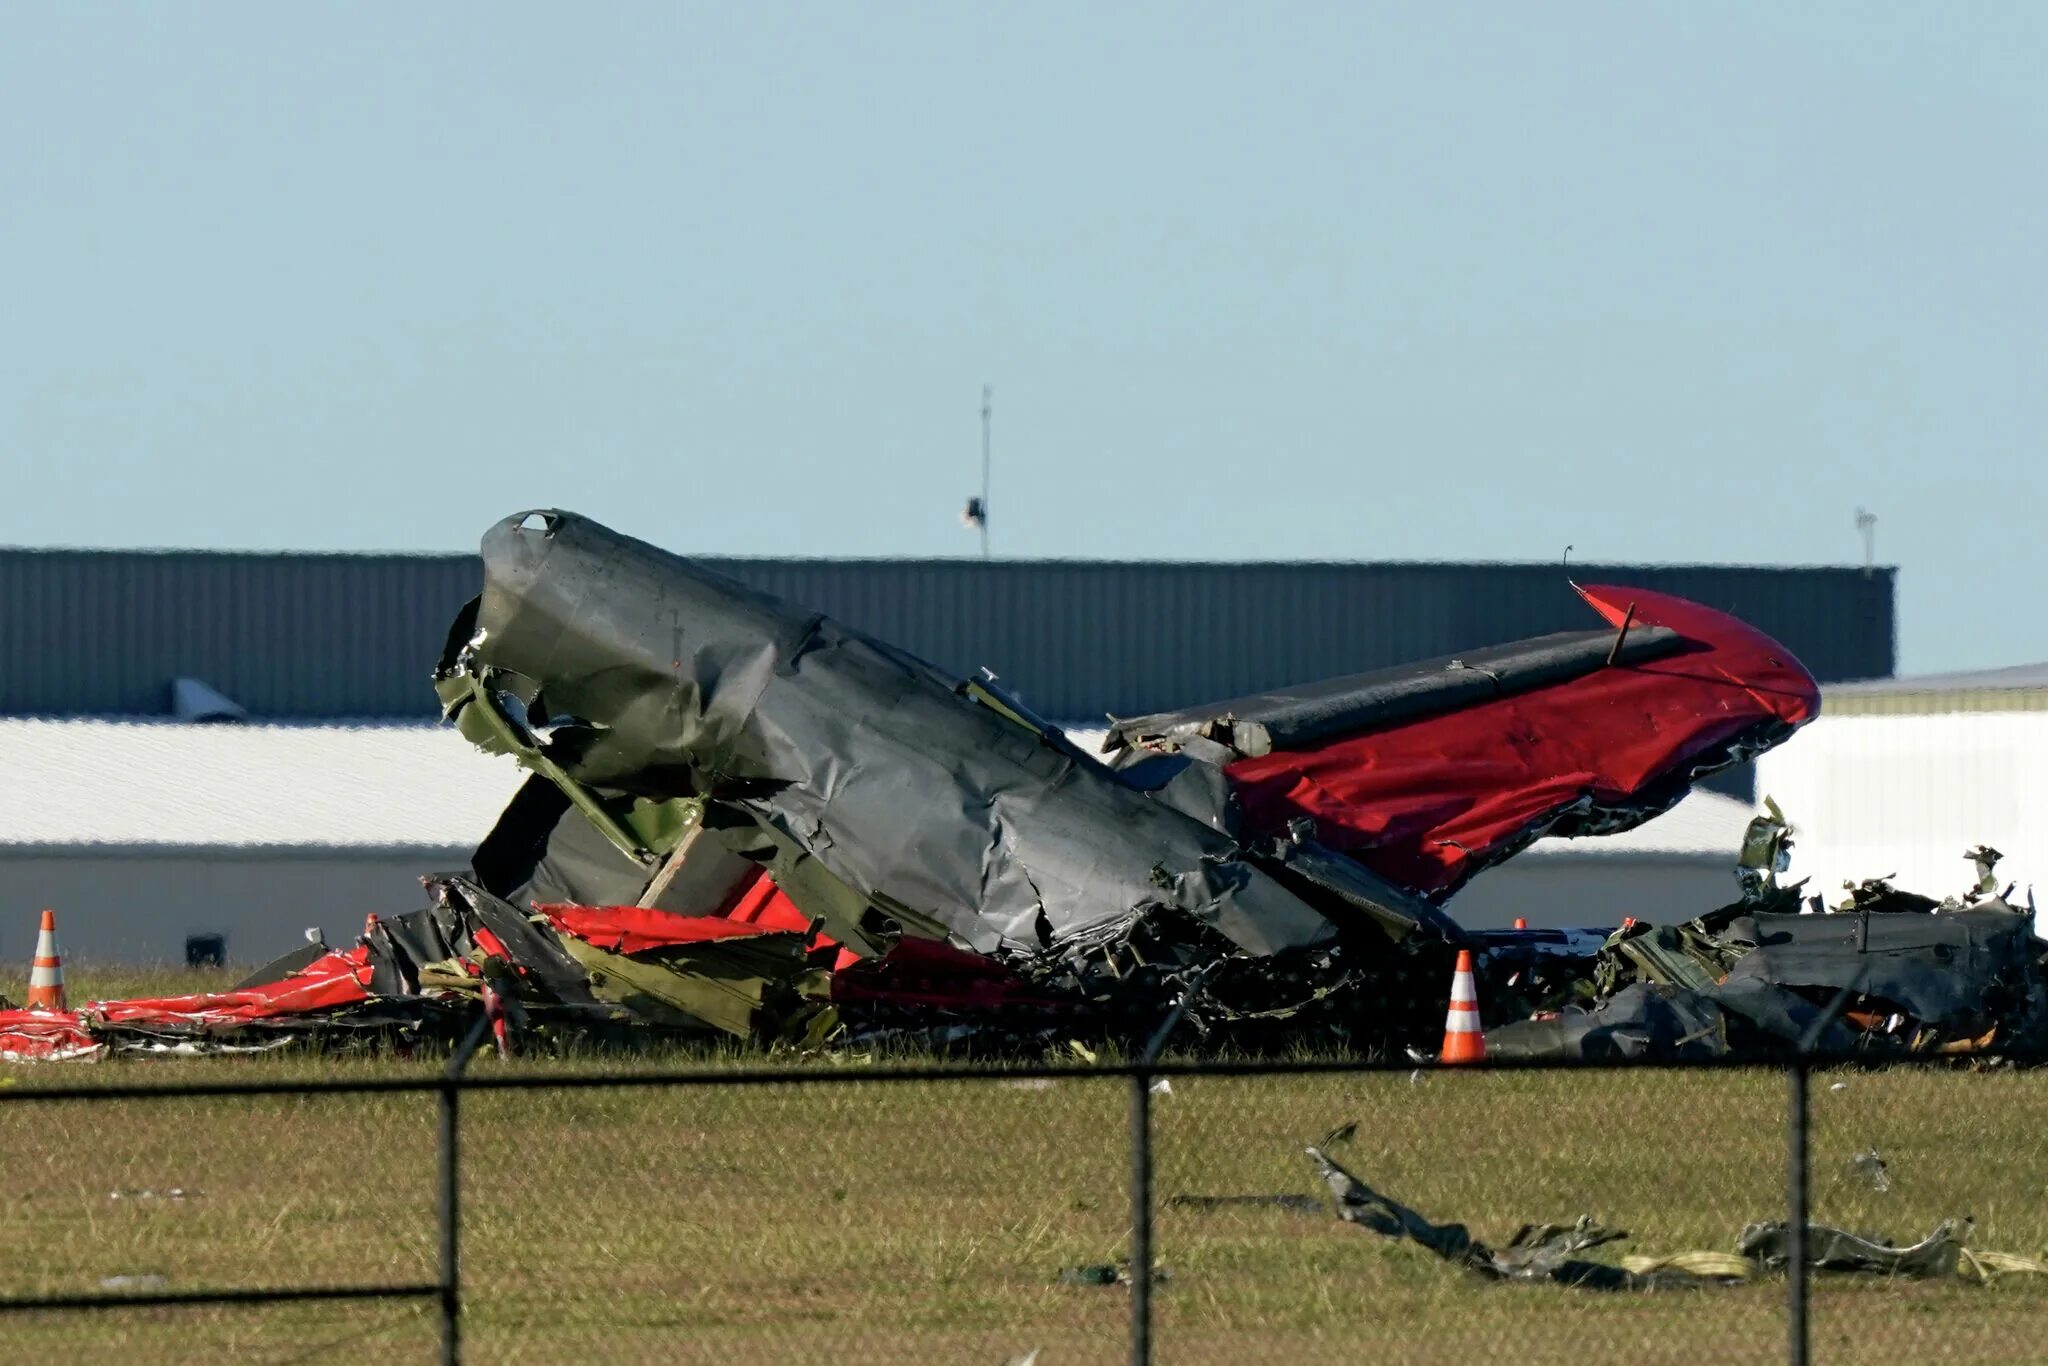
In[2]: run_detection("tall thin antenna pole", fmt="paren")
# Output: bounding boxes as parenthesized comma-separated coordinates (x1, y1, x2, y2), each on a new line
(980, 384, 992, 561)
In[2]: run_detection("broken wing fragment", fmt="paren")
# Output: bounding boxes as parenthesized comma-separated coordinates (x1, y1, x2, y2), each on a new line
(1739, 1219, 1972, 1278)
(1143, 584, 1818, 901)
(1306, 1144, 1730, 1290)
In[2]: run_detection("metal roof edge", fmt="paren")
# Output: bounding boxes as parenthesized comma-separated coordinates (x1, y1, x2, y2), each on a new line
(0, 842, 474, 861)
(1513, 848, 1734, 865)
(0, 715, 453, 731)
(1824, 691, 2048, 717)
(0, 544, 476, 563)
(0, 544, 1900, 575)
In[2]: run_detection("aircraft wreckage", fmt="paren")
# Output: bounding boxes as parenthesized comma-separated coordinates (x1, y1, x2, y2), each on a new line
(6, 510, 2041, 1063)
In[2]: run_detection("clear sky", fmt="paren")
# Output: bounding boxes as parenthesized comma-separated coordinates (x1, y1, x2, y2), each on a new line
(5, 3, 2043, 672)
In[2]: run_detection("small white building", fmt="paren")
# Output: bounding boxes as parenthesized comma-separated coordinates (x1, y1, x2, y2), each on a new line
(1752, 665, 2048, 911)
(1, 719, 523, 968)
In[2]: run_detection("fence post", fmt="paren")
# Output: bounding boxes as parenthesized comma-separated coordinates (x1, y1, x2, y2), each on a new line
(1784, 978, 1859, 1365)
(440, 1014, 493, 1366)
(1127, 977, 1204, 1366)
(1129, 1067, 1153, 1366)
(1786, 1059, 1809, 1366)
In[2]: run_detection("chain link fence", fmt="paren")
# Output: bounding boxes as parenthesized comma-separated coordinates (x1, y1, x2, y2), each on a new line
(6, 1043, 2048, 1364)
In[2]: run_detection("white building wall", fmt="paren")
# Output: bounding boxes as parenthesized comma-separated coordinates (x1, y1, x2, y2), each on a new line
(0, 848, 466, 970)
(1751, 711, 2048, 906)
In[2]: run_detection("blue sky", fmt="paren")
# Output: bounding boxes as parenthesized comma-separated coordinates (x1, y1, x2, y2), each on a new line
(5, 3, 2043, 671)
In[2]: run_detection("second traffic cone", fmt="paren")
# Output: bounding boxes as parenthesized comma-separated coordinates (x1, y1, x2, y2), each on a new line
(1440, 948, 1484, 1064)
(26, 909, 66, 1012)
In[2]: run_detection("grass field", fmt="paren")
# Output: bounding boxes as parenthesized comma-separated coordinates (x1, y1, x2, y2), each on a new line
(6, 966, 2048, 1363)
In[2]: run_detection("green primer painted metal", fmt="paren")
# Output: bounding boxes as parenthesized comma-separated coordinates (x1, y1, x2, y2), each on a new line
(436, 673, 655, 862)
(559, 931, 830, 1040)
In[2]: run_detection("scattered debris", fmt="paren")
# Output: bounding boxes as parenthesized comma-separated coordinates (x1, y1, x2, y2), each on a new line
(1318, 1119, 1359, 1148)
(1620, 1251, 1754, 1280)
(1850, 1148, 1893, 1193)
(1480, 813, 2048, 1062)
(1306, 1144, 1734, 1290)
(109, 1187, 196, 1202)
(1957, 1249, 2048, 1282)
(1057, 1261, 1170, 1287)
(98, 1274, 168, 1292)
(1740, 1219, 1971, 1278)
(1301, 1126, 2042, 1291)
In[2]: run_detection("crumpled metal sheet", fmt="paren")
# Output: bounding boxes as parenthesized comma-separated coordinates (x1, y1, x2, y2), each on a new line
(1488, 840, 2048, 1060)
(1486, 974, 1876, 1061)
(0, 1010, 103, 1062)
(1740, 1219, 1971, 1277)
(359, 876, 597, 1008)
(438, 511, 1343, 964)
(90, 947, 374, 1026)
(1721, 907, 2047, 1041)
(1483, 982, 1724, 1061)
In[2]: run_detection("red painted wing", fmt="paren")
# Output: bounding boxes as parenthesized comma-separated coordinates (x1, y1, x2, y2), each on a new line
(1224, 584, 1818, 901)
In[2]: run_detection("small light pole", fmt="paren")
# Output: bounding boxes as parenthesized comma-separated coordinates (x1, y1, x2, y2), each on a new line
(961, 384, 991, 559)
(1855, 507, 1877, 577)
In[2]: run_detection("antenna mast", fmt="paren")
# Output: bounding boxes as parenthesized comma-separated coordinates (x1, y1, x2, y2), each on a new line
(960, 385, 993, 557)
(980, 384, 992, 560)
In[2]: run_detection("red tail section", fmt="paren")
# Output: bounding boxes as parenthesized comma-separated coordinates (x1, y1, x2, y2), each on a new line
(1225, 585, 1818, 901)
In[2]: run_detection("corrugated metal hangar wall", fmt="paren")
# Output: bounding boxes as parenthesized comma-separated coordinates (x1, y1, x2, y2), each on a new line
(0, 548, 1896, 721)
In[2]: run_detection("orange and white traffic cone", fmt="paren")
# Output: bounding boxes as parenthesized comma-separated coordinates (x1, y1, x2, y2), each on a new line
(1512, 917, 1528, 930)
(1440, 948, 1484, 1064)
(25, 909, 66, 1012)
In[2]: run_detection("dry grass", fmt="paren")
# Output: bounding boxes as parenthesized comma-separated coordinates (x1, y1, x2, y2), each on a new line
(5, 970, 2048, 1362)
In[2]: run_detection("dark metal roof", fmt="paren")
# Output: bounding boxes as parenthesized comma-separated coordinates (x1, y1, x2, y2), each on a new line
(0, 548, 1895, 721)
